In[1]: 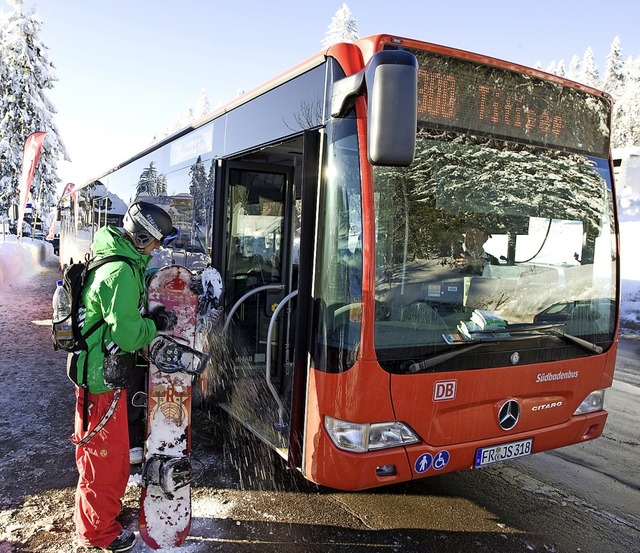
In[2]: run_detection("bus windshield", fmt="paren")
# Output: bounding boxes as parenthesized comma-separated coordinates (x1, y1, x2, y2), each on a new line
(373, 128, 616, 372)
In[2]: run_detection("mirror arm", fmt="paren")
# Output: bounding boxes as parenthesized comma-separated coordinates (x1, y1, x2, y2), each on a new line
(330, 71, 365, 118)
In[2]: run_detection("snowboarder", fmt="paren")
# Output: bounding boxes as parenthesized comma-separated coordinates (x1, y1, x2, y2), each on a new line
(69, 201, 178, 552)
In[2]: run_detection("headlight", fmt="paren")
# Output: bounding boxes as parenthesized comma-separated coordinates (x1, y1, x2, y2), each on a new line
(324, 416, 420, 452)
(573, 389, 606, 415)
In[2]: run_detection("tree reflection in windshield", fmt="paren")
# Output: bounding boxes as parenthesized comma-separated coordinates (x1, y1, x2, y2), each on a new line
(372, 129, 616, 361)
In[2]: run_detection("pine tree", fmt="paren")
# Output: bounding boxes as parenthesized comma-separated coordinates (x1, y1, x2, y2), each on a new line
(603, 37, 625, 97)
(617, 55, 640, 147)
(193, 88, 211, 120)
(205, 159, 215, 245)
(157, 88, 212, 141)
(543, 38, 640, 148)
(189, 156, 207, 226)
(628, 57, 640, 145)
(135, 161, 165, 198)
(0, 0, 68, 215)
(321, 3, 359, 48)
(374, 133, 606, 264)
(157, 173, 167, 196)
(567, 55, 581, 81)
(580, 47, 600, 88)
(603, 37, 627, 147)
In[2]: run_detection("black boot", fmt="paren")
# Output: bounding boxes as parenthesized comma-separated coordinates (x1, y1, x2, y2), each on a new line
(90, 529, 136, 552)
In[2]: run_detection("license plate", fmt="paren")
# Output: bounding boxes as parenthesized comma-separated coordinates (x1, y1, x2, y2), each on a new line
(474, 438, 533, 467)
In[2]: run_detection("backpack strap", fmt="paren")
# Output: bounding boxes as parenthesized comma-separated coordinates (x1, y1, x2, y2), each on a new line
(81, 357, 90, 432)
(87, 254, 134, 272)
(80, 255, 136, 341)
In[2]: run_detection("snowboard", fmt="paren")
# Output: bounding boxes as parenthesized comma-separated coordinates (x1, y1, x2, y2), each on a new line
(139, 265, 200, 549)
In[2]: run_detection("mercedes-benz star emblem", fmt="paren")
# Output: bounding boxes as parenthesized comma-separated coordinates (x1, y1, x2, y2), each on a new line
(498, 399, 520, 430)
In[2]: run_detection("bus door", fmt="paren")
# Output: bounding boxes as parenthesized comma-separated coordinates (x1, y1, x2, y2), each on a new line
(221, 161, 296, 456)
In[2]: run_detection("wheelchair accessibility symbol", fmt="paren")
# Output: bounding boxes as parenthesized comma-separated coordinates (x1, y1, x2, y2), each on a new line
(433, 450, 450, 470)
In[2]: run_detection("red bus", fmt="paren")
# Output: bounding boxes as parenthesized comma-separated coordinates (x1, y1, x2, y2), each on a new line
(58, 34, 618, 490)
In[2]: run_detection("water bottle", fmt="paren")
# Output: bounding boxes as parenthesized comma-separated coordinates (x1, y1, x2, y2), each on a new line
(52, 280, 74, 349)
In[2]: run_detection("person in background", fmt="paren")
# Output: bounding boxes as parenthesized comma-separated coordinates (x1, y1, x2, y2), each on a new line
(69, 201, 178, 552)
(455, 227, 499, 275)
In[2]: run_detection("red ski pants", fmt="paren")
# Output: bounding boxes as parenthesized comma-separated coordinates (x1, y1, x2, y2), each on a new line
(73, 388, 130, 548)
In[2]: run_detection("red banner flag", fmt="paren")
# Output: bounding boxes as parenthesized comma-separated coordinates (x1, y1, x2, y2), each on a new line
(17, 132, 47, 237)
(59, 181, 80, 202)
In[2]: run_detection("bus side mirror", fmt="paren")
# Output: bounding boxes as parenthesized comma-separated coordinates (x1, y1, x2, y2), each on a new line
(331, 50, 418, 167)
(366, 50, 417, 166)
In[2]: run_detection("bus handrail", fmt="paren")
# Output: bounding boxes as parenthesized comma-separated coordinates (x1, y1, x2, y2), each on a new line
(265, 289, 298, 427)
(222, 283, 285, 333)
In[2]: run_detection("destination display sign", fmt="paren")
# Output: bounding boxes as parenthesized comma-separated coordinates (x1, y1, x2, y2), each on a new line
(404, 47, 611, 157)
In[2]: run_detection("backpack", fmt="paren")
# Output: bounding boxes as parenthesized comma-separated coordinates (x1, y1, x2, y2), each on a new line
(52, 254, 133, 353)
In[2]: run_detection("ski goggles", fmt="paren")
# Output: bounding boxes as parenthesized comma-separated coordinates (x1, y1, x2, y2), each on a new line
(162, 228, 179, 247)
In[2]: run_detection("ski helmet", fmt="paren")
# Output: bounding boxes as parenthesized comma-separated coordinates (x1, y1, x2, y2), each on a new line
(123, 201, 178, 250)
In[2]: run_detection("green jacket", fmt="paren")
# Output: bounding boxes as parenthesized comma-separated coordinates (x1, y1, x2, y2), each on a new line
(71, 225, 157, 393)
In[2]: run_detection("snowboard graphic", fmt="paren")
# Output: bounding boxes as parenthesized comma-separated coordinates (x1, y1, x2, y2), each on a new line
(139, 265, 200, 549)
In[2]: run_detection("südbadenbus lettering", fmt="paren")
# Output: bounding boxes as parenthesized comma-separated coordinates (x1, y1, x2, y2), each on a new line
(536, 370, 579, 383)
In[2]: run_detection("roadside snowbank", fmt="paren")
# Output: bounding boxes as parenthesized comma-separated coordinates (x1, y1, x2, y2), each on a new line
(0, 234, 57, 292)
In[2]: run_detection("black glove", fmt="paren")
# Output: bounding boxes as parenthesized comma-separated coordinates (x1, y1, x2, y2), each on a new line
(147, 306, 177, 332)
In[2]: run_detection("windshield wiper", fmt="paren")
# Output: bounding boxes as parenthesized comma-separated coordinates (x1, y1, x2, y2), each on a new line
(408, 343, 486, 373)
(505, 323, 603, 354)
(546, 329, 603, 354)
(408, 323, 603, 373)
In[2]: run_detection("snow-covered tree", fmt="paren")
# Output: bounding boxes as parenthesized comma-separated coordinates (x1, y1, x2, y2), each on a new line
(321, 3, 359, 48)
(542, 60, 565, 78)
(603, 37, 627, 147)
(603, 37, 625, 97)
(193, 88, 211, 120)
(189, 156, 207, 226)
(580, 47, 600, 88)
(616, 55, 640, 147)
(567, 55, 581, 81)
(205, 159, 215, 243)
(374, 130, 607, 265)
(542, 38, 640, 148)
(0, 0, 68, 215)
(135, 161, 167, 198)
(156, 88, 212, 141)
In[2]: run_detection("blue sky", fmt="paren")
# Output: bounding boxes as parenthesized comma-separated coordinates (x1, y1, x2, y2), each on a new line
(17, 0, 640, 190)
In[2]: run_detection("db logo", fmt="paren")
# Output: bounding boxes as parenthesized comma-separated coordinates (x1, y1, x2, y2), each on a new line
(433, 380, 457, 401)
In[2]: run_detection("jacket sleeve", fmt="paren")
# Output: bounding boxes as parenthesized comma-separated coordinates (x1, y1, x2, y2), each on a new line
(97, 263, 157, 352)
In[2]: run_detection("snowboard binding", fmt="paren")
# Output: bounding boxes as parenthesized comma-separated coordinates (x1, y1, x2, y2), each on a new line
(142, 455, 192, 499)
(148, 335, 209, 375)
